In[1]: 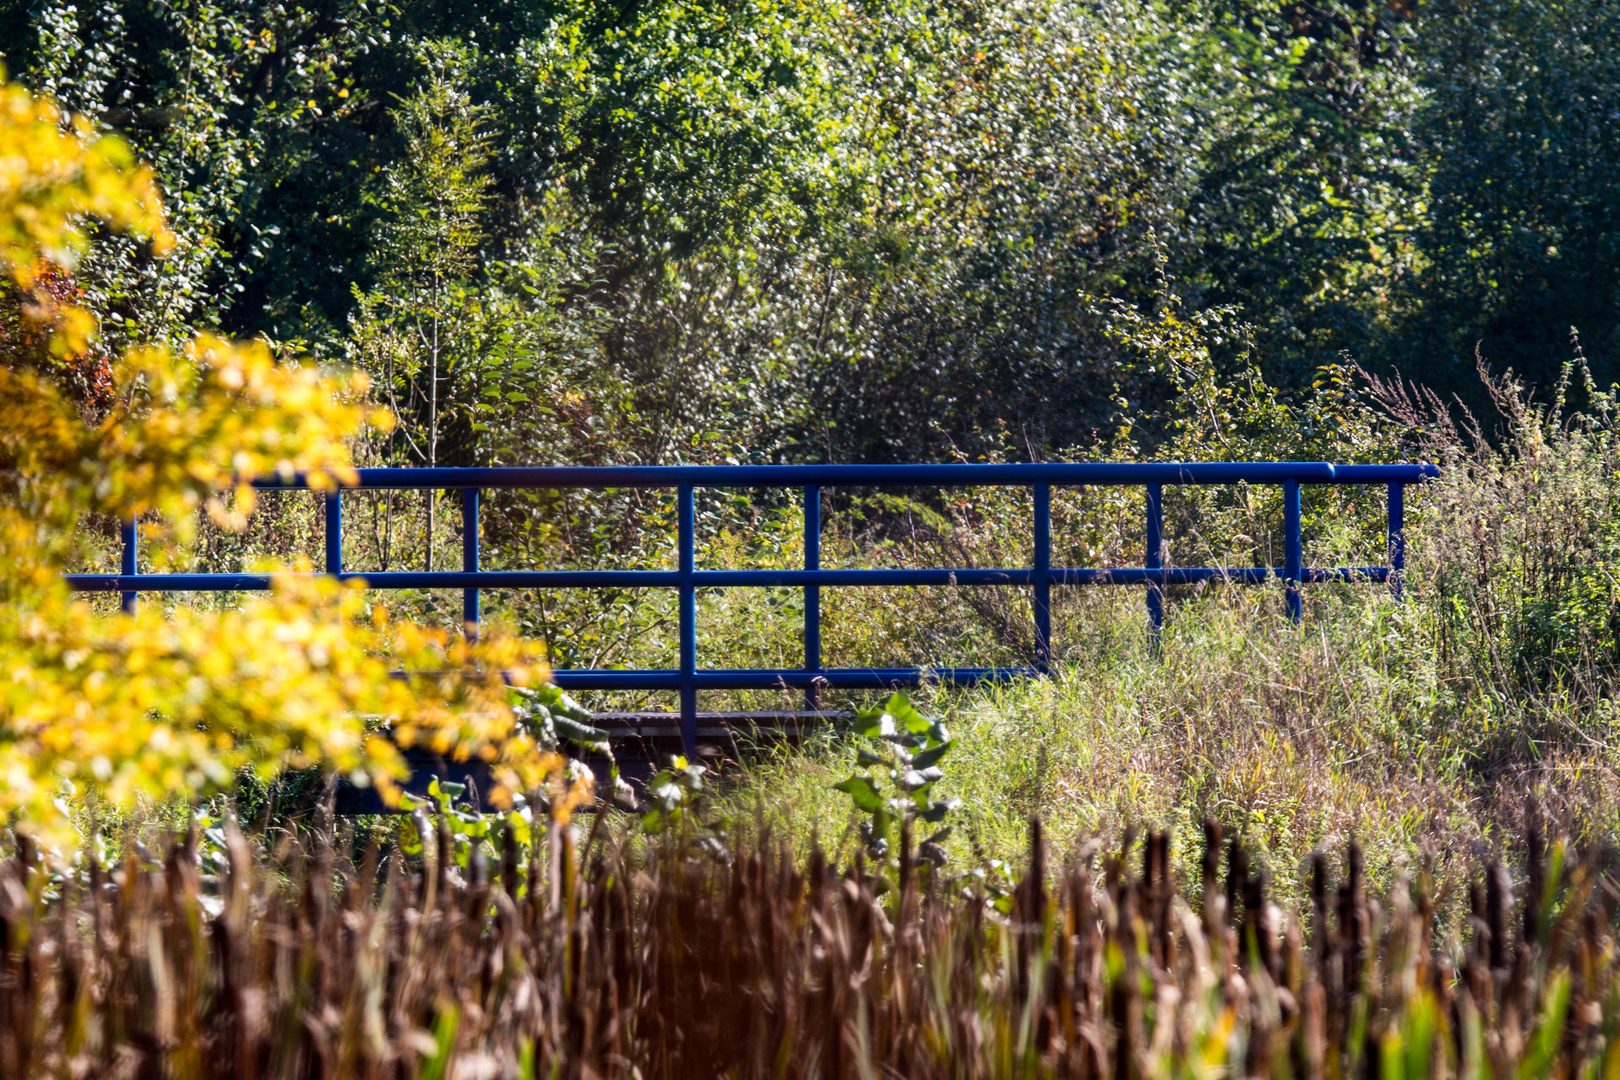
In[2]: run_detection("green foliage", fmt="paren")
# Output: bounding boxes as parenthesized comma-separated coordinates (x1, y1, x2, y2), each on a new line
(1176, 0, 1426, 383)
(353, 42, 493, 481)
(397, 778, 536, 873)
(1380, 0, 1620, 405)
(0, 816, 1609, 1079)
(692, 354, 1620, 919)
(640, 754, 709, 833)
(6, 0, 1619, 464)
(833, 692, 959, 869)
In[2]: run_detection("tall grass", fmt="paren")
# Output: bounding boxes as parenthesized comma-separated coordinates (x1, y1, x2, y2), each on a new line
(701, 355, 1620, 906)
(1, 815, 1609, 1079)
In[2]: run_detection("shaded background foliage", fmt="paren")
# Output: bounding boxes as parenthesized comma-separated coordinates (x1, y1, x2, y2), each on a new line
(6, 0, 1618, 469)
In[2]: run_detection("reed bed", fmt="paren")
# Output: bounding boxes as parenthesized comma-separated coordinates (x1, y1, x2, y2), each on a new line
(0, 815, 1612, 1079)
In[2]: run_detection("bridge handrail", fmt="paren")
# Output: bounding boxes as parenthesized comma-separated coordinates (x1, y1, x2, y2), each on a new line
(64, 460, 1438, 754)
(233, 461, 1437, 488)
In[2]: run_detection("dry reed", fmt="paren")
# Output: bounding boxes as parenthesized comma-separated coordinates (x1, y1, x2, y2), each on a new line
(0, 813, 1611, 1079)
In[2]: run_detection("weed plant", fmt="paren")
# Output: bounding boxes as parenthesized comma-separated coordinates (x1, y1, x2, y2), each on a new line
(698, 354, 1620, 909)
(0, 813, 1610, 1079)
(92, 348, 1620, 905)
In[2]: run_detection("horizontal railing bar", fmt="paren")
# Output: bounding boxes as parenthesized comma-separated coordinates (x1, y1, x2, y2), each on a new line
(245, 461, 1348, 490)
(700, 568, 1033, 586)
(73, 459, 1434, 769)
(65, 566, 1394, 592)
(593, 711, 852, 721)
(64, 571, 679, 591)
(1323, 464, 1440, 483)
(544, 667, 1044, 690)
(1304, 566, 1393, 583)
(1051, 566, 1393, 585)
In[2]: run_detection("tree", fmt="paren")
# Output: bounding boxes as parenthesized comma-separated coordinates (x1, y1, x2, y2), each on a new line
(351, 44, 491, 568)
(350, 46, 619, 573)
(1377, 0, 1620, 405)
(0, 74, 565, 845)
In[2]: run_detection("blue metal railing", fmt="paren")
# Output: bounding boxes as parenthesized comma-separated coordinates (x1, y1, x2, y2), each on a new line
(66, 461, 1438, 755)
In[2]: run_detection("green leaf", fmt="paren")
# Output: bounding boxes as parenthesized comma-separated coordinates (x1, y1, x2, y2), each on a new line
(854, 706, 895, 739)
(899, 766, 943, 791)
(909, 740, 952, 770)
(869, 691, 931, 735)
(833, 775, 884, 813)
(553, 715, 610, 743)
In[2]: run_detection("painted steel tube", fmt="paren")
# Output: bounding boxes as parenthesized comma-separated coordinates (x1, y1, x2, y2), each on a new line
(64, 565, 1393, 592)
(546, 666, 1043, 690)
(1050, 566, 1391, 584)
(1388, 481, 1406, 602)
(324, 494, 342, 575)
(1049, 567, 1270, 585)
(543, 670, 685, 690)
(63, 570, 683, 591)
(244, 461, 1339, 491)
(696, 568, 1038, 586)
(119, 517, 137, 615)
(1284, 477, 1303, 623)
(1033, 481, 1051, 672)
(1326, 464, 1440, 483)
(462, 488, 480, 630)
(677, 483, 697, 755)
(1145, 484, 1164, 636)
(1304, 566, 1392, 583)
(803, 484, 822, 710)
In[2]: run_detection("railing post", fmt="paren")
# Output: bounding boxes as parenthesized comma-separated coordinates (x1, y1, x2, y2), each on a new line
(804, 484, 822, 711)
(462, 488, 480, 636)
(1145, 483, 1163, 642)
(324, 492, 342, 576)
(1033, 481, 1051, 673)
(120, 517, 137, 616)
(1284, 477, 1302, 624)
(677, 483, 697, 759)
(1387, 482, 1404, 602)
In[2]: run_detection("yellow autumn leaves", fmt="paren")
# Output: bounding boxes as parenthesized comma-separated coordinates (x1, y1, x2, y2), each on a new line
(0, 576, 559, 832)
(0, 71, 172, 358)
(0, 72, 564, 844)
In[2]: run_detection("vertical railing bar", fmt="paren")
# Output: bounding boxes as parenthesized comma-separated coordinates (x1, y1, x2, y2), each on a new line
(1284, 477, 1302, 624)
(1145, 483, 1163, 646)
(803, 484, 822, 711)
(462, 488, 480, 637)
(1388, 481, 1404, 602)
(120, 516, 137, 616)
(678, 483, 697, 759)
(1033, 481, 1051, 673)
(323, 491, 342, 576)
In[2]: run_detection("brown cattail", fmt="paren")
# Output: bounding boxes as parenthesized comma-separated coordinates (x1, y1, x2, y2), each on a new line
(1525, 805, 1545, 949)
(501, 820, 520, 899)
(1203, 819, 1224, 946)
(1486, 859, 1512, 971)
(0, 816, 1605, 1079)
(1228, 837, 1249, 939)
(1338, 839, 1367, 995)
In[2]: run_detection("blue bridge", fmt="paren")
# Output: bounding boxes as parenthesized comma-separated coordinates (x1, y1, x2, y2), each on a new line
(67, 461, 1438, 757)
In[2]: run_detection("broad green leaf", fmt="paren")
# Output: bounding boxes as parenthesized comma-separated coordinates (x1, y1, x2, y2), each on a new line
(833, 775, 885, 813)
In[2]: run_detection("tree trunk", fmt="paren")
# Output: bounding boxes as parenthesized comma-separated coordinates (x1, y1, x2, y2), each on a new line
(427, 301, 440, 573)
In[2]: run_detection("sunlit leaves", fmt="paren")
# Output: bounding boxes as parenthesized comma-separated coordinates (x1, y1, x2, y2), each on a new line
(0, 75, 567, 845)
(834, 691, 959, 870)
(0, 70, 173, 289)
